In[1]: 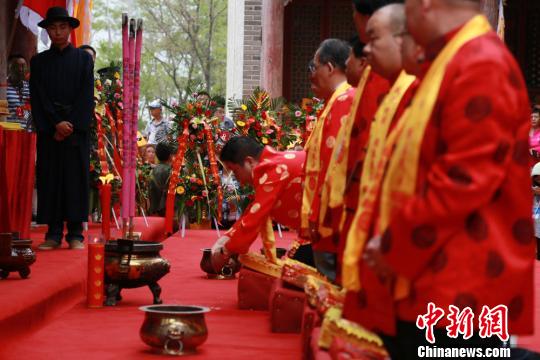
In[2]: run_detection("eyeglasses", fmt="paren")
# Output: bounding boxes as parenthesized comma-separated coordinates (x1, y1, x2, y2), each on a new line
(308, 60, 325, 74)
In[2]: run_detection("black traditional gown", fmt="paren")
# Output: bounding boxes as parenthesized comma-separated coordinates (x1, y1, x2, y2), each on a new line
(30, 44, 94, 224)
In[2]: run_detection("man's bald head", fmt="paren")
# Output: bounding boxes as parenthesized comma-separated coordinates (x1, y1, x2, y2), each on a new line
(405, 0, 482, 47)
(364, 3, 407, 80)
(378, 3, 406, 35)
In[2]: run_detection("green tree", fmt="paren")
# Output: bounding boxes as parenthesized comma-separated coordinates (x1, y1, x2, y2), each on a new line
(91, 0, 227, 126)
(137, 0, 227, 98)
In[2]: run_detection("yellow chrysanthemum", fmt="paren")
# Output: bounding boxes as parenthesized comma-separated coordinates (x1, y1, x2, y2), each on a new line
(99, 173, 115, 184)
(114, 72, 120, 79)
(241, 104, 247, 111)
(96, 79, 102, 87)
(237, 121, 246, 127)
(176, 186, 185, 195)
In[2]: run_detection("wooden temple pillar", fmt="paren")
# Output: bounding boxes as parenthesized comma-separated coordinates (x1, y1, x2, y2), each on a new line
(260, 0, 285, 98)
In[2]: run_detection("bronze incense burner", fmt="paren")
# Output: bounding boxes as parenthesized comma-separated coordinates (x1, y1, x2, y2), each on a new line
(0, 233, 36, 279)
(104, 239, 170, 306)
(139, 305, 210, 355)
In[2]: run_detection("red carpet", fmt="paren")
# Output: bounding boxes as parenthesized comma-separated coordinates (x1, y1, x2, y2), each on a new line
(0, 225, 89, 348)
(0, 229, 301, 360)
(1, 225, 538, 358)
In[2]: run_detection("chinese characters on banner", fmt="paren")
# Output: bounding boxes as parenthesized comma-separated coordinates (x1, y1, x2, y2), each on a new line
(416, 302, 509, 344)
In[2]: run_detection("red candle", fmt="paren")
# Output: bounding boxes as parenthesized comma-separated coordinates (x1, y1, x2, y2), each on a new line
(100, 183, 112, 241)
(87, 239, 105, 308)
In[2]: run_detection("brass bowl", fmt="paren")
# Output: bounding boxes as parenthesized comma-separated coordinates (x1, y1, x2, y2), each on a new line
(200, 248, 241, 280)
(139, 304, 210, 355)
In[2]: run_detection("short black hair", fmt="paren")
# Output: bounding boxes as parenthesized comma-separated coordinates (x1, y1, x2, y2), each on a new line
(352, 0, 404, 16)
(213, 95, 226, 107)
(8, 54, 26, 63)
(220, 136, 264, 165)
(79, 44, 96, 56)
(317, 38, 350, 71)
(155, 142, 172, 162)
(348, 35, 366, 58)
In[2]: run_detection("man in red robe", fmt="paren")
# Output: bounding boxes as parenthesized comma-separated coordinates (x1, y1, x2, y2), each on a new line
(322, 0, 396, 281)
(339, 0, 419, 333)
(345, 36, 368, 87)
(210, 136, 305, 259)
(301, 39, 355, 281)
(350, 0, 534, 356)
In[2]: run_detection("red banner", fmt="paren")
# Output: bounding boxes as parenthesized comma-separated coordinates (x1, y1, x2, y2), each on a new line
(204, 124, 223, 222)
(164, 123, 189, 234)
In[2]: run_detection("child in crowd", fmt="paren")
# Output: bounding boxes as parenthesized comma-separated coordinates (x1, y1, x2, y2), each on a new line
(148, 142, 172, 216)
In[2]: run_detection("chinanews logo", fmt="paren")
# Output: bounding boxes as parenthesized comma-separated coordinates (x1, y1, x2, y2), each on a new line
(415, 302, 511, 358)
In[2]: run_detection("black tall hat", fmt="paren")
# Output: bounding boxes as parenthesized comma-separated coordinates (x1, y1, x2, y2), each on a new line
(38, 7, 80, 29)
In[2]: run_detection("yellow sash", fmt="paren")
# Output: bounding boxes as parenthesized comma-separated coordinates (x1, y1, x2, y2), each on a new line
(342, 15, 492, 292)
(301, 81, 352, 230)
(318, 66, 372, 238)
(261, 217, 278, 264)
(341, 71, 415, 290)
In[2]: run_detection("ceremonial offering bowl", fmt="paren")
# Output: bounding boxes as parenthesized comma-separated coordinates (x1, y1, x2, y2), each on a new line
(0, 233, 34, 279)
(104, 240, 170, 306)
(139, 305, 210, 355)
(200, 248, 241, 279)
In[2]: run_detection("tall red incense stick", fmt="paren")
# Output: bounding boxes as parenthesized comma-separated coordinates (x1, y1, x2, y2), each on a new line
(121, 13, 131, 226)
(131, 19, 143, 217)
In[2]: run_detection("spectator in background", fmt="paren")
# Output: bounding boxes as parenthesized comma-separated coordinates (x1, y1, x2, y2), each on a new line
(213, 106, 235, 131)
(529, 108, 540, 158)
(196, 91, 211, 107)
(6, 54, 32, 130)
(144, 144, 156, 165)
(148, 142, 172, 216)
(79, 45, 96, 63)
(532, 162, 540, 260)
(144, 100, 170, 145)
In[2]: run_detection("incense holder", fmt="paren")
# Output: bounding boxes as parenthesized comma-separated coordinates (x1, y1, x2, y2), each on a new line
(0, 233, 34, 279)
(104, 239, 170, 306)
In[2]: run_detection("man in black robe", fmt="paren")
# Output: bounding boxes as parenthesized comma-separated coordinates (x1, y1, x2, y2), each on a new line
(30, 7, 94, 250)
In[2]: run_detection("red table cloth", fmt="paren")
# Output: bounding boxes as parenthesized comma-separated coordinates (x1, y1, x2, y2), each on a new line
(0, 126, 36, 239)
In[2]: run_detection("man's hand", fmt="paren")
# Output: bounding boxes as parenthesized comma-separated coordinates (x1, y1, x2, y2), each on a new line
(211, 236, 231, 273)
(362, 235, 395, 290)
(308, 221, 321, 243)
(55, 121, 73, 137)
